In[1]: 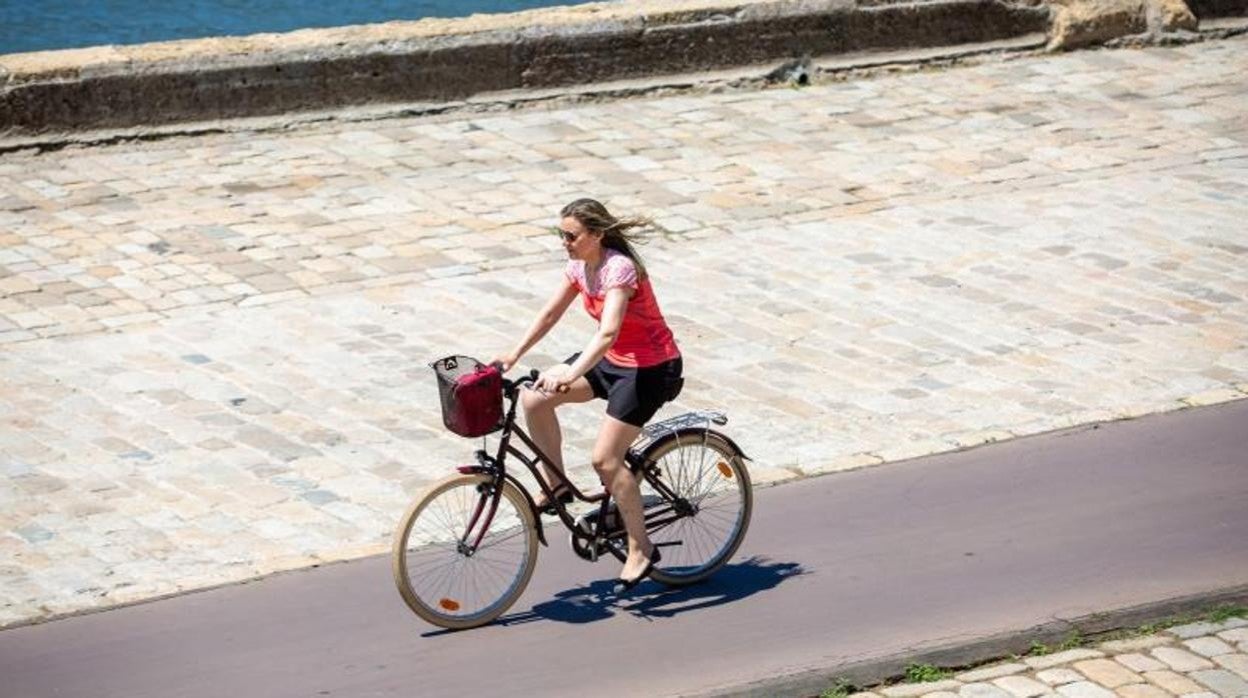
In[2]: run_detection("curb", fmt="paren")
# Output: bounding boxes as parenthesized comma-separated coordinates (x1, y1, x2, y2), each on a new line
(751, 392, 1248, 489)
(693, 584, 1248, 698)
(1, 0, 1050, 135)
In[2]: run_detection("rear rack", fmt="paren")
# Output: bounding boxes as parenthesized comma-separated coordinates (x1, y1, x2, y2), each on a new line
(630, 410, 728, 454)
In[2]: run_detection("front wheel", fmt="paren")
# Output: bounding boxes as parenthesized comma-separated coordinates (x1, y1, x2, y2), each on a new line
(392, 473, 539, 629)
(639, 430, 752, 586)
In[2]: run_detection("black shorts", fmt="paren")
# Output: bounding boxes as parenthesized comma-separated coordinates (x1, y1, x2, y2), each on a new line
(565, 353, 684, 428)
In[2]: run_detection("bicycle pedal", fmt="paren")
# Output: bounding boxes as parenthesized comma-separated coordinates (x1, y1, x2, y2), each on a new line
(655, 541, 682, 548)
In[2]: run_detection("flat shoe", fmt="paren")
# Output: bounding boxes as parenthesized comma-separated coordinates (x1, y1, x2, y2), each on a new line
(613, 547, 661, 595)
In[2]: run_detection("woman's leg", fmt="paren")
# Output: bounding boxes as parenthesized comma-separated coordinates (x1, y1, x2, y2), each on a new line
(521, 368, 595, 500)
(590, 415, 652, 581)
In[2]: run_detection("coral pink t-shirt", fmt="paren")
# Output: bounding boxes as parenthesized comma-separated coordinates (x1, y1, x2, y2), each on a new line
(564, 249, 681, 368)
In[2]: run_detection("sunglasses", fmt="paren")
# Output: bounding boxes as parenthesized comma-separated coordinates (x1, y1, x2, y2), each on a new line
(554, 227, 583, 243)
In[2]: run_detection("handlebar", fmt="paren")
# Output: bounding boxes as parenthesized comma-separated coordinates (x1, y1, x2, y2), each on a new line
(501, 368, 569, 398)
(499, 367, 539, 399)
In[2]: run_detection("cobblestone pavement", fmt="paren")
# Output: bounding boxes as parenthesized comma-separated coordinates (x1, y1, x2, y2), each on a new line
(2, 36, 1246, 627)
(852, 617, 1248, 698)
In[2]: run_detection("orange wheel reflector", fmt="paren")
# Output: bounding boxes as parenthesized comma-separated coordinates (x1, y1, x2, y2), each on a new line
(439, 598, 461, 612)
(717, 461, 733, 478)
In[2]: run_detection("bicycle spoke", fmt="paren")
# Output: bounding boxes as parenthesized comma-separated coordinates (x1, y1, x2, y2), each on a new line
(474, 526, 527, 552)
(428, 491, 467, 544)
(427, 558, 463, 606)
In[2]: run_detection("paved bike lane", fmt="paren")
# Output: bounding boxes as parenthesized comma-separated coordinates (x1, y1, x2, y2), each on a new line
(2, 36, 1247, 627)
(1, 400, 1246, 697)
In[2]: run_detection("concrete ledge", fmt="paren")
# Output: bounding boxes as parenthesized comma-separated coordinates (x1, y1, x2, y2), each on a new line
(1, 0, 1240, 138)
(0, 33, 1050, 155)
(698, 584, 1248, 698)
(0, 0, 1050, 135)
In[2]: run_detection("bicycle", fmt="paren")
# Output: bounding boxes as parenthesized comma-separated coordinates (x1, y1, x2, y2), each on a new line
(392, 355, 753, 630)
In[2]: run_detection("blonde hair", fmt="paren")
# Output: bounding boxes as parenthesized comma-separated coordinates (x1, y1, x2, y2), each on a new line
(560, 198, 651, 280)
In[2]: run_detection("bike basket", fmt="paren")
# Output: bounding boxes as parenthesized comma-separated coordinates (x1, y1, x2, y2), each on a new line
(431, 355, 503, 438)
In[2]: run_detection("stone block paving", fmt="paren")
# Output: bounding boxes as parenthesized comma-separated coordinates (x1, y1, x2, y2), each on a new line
(852, 618, 1248, 698)
(2, 37, 1247, 626)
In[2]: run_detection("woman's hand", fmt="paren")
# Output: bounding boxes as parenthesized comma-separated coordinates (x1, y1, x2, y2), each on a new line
(490, 353, 518, 373)
(534, 365, 573, 394)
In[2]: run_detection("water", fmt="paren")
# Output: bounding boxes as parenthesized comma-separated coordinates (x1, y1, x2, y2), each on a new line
(0, 0, 590, 55)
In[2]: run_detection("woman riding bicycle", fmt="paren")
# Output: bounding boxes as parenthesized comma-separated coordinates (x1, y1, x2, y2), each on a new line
(493, 198, 683, 592)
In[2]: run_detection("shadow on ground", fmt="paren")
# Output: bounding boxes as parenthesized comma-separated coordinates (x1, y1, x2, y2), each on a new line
(454, 556, 806, 634)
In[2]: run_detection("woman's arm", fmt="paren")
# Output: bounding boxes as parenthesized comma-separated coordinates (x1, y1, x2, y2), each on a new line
(550, 286, 630, 390)
(494, 279, 579, 371)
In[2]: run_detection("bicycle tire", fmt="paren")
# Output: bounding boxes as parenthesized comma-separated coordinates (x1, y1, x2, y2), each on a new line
(639, 429, 752, 586)
(392, 473, 539, 629)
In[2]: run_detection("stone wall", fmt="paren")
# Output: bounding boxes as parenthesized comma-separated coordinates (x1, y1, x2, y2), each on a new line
(0, 0, 1242, 137)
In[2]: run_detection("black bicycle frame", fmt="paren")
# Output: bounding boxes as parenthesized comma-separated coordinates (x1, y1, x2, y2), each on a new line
(454, 372, 688, 557)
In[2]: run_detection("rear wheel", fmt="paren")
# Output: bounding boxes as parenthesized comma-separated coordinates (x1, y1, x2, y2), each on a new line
(639, 430, 752, 586)
(392, 474, 539, 629)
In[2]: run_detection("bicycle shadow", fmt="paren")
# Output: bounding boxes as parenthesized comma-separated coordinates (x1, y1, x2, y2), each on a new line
(503, 555, 806, 627)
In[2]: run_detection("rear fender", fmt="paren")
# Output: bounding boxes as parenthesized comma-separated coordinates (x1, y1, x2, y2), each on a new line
(642, 427, 750, 463)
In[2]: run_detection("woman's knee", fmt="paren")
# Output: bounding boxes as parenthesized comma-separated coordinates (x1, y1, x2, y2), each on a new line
(590, 450, 624, 477)
(521, 388, 554, 414)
